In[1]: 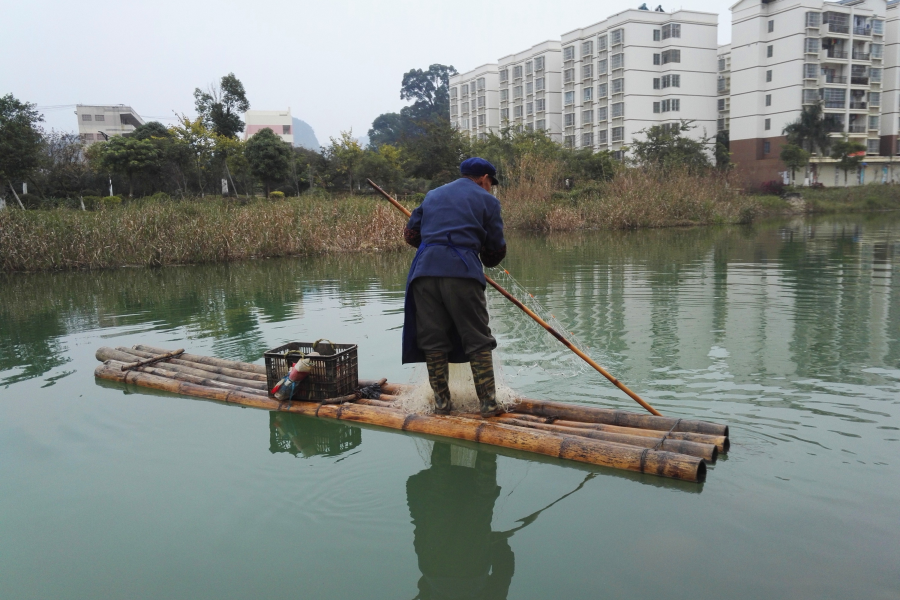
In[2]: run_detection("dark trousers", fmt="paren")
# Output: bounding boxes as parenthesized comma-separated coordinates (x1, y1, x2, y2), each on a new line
(412, 277, 497, 356)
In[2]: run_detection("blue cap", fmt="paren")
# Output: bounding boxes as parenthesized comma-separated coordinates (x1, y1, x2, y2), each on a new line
(460, 157, 499, 185)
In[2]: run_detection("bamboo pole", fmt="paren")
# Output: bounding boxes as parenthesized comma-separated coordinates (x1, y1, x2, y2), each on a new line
(503, 413, 729, 453)
(93, 363, 706, 482)
(133, 344, 266, 376)
(366, 178, 663, 417)
(105, 360, 268, 397)
(122, 347, 267, 382)
(119, 348, 184, 371)
(96, 348, 267, 390)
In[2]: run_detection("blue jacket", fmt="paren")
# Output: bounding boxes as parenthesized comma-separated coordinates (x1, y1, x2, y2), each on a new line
(402, 178, 506, 364)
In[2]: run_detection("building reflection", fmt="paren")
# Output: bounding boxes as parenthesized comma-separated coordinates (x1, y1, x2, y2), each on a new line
(406, 442, 514, 600)
(268, 412, 361, 458)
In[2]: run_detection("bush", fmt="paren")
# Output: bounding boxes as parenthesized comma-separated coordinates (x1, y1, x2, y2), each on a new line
(100, 196, 123, 208)
(148, 191, 171, 201)
(759, 180, 785, 196)
(18, 193, 42, 209)
(269, 191, 285, 200)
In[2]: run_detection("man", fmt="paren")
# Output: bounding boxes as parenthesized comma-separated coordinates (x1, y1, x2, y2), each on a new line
(402, 157, 507, 417)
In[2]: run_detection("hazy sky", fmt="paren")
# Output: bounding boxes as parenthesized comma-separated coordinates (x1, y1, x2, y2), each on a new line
(3, 0, 737, 145)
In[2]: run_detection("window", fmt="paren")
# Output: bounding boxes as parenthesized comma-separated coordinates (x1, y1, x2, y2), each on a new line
(873, 20, 884, 35)
(803, 89, 818, 104)
(514, 105, 523, 118)
(612, 102, 624, 117)
(462, 101, 469, 113)
(564, 113, 575, 127)
(766, 70, 772, 82)
(653, 54, 661, 66)
(718, 58, 726, 71)
(499, 70, 509, 83)
(450, 105, 458, 116)
(653, 102, 660, 114)
(583, 132, 594, 147)
(501, 108, 509, 120)
(598, 106, 608, 121)
(583, 64, 593, 79)
(513, 66, 523, 79)
(869, 92, 880, 107)
(824, 88, 845, 107)
(718, 76, 728, 92)
(661, 74, 680, 88)
(527, 102, 534, 115)
(806, 12, 821, 28)
(661, 50, 680, 64)
(598, 129, 608, 144)
(718, 98, 726, 111)
(611, 53, 624, 69)
(717, 118, 726, 131)
(82, 114, 92, 121)
(653, 29, 661, 42)
(805, 38, 819, 53)
(871, 44, 883, 59)
(470, 82, 476, 93)
(477, 77, 485, 90)
(564, 46, 575, 61)
(526, 123, 534, 132)
(660, 99, 680, 112)
(526, 82, 533, 95)
(477, 96, 485, 108)
(610, 28, 623, 45)
(500, 89, 509, 101)
(536, 119, 546, 130)
(871, 68, 882, 82)
(611, 127, 624, 142)
(764, 118, 771, 131)
(598, 35, 607, 51)
(583, 87, 593, 101)
(82, 133, 94, 140)
(598, 83, 608, 97)
(564, 135, 575, 148)
(661, 23, 681, 39)
(582, 40, 593, 56)
(461, 85, 468, 97)
(478, 114, 485, 126)
(582, 110, 593, 125)
(564, 91, 575, 105)
(95, 114, 105, 122)
(526, 61, 533, 75)
(867, 139, 880, 154)
(536, 98, 546, 112)
(767, 45, 773, 58)
(450, 87, 458, 99)
(535, 77, 545, 91)
(869, 115, 879, 130)
(535, 56, 545, 71)
(653, 78, 660, 89)
(768, 20, 774, 33)
(763, 141, 771, 154)
(611, 78, 624, 93)
(564, 68, 575, 83)
(514, 86, 523, 99)
(598, 59, 607, 75)
(765, 94, 772, 107)
(282, 125, 291, 135)
(804, 63, 818, 78)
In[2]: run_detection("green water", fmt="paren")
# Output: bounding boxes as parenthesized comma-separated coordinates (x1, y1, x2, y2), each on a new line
(2, 215, 898, 599)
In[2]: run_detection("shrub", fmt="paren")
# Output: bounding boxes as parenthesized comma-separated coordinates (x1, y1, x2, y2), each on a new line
(759, 180, 785, 196)
(148, 191, 171, 201)
(100, 196, 123, 208)
(269, 191, 285, 200)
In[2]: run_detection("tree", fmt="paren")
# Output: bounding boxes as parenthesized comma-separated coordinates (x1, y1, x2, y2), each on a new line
(325, 131, 365, 192)
(41, 131, 93, 200)
(96, 136, 162, 197)
(368, 113, 408, 148)
(401, 118, 470, 185)
(779, 143, 811, 185)
(715, 129, 731, 171)
(194, 73, 250, 139)
(0, 94, 44, 208)
(400, 64, 458, 121)
(170, 115, 217, 195)
(629, 121, 711, 172)
(783, 101, 830, 156)
(245, 128, 291, 196)
(830, 135, 866, 185)
(131, 121, 171, 141)
(357, 144, 406, 192)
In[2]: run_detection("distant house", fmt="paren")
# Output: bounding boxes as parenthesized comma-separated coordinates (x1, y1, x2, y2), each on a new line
(76, 104, 144, 144)
(243, 109, 293, 145)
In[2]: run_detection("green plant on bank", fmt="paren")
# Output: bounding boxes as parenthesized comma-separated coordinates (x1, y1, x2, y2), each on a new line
(269, 191, 285, 200)
(780, 144, 811, 185)
(831, 135, 867, 185)
(783, 101, 831, 156)
(0, 94, 44, 208)
(245, 128, 291, 197)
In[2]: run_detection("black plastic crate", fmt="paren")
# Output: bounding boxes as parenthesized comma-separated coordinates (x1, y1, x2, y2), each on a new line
(264, 341, 358, 401)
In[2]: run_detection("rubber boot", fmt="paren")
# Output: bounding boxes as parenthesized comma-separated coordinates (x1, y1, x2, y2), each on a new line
(470, 349, 500, 418)
(425, 351, 452, 415)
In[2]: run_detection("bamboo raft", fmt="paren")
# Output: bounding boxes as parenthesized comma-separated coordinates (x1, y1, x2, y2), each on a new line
(94, 345, 730, 483)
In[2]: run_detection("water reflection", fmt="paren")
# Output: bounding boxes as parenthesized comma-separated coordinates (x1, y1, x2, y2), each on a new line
(268, 412, 362, 458)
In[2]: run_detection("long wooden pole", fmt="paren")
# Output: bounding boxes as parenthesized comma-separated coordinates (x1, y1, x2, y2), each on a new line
(366, 178, 663, 417)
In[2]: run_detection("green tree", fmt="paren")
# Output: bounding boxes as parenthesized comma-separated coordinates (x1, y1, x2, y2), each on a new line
(402, 118, 470, 185)
(715, 129, 731, 171)
(783, 101, 830, 156)
(779, 143, 811, 185)
(566, 148, 617, 182)
(368, 113, 408, 148)
(170, 115, 216, 195)
(356, 144, 406, 192)
(400, 64, 458, 121)
(41, 131, 93, 200)
(325, 131, 365, 192)
(830, 135, 866, 185)
(96, 136, 162, 197)
(245, 128, 291, 196)
(0, 94, 44, 208)
(629, 121, 711, 172)
(194, 73, 250, 139)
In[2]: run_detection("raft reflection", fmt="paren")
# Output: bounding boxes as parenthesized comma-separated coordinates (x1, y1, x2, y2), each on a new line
(268, 412, 362, 458)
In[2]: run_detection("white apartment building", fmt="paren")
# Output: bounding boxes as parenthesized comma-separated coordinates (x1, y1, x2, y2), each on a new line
(450, 64, 501, 140)
(559, 8, 719, 155)
(76, 104, 144, 144)
(718, 44, 733, 134)
(498, 41, 563, 142)
(730, 0, 889, 185)
(244, 109, 293, 145)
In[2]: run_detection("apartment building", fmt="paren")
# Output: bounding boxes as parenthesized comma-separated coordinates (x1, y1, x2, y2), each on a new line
(559, 8, 719, 154)
(718, 44, 733, 134)
(730, 0, 889, 185)
(244, 109, 294, 145)
(76, 105, 144, 144)
(449, 64, 501, 140)
(498, 41, 563, 142)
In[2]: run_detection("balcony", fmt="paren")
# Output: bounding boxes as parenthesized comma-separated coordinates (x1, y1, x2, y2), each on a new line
(850, 76, 869, 85)
(852, 52, 870, 60)
(825, 50, 848, 59)
(824, 76, 847, 84)
(824, 101, 846, 109)
(853, 26, 871, 36)
(827, 23, 849, 34)
(824, 123, 844, 133)
(849, 101, 867, 109)
(848, 124, 866, 133)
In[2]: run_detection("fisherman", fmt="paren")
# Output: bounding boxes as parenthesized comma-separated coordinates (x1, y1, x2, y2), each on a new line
(402, 157, 507, 417)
